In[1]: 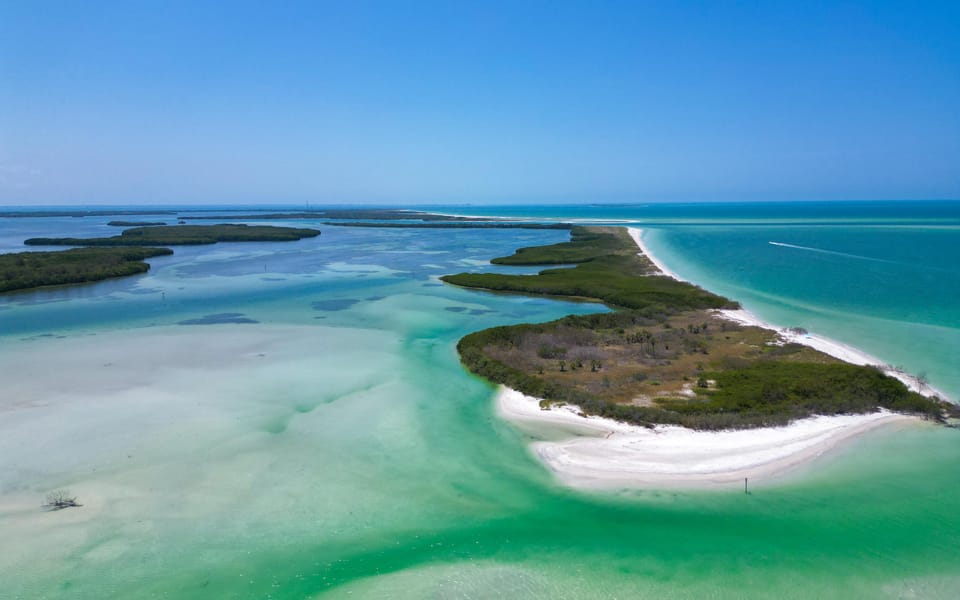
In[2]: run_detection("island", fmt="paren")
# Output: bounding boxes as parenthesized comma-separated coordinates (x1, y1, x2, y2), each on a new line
(442, 226, 950, 431)
(0, 247, 173, 293)
(24, 223, 321, 246)
(0, 210, 176, 218)
(180, 209, 490, 221)
(3, 224, 322, 293)
(107, 220, 167, 227)
(324, 222, 572, 229)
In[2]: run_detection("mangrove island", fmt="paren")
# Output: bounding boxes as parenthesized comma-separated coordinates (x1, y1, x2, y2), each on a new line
(442, 226, 950, 430)
(0, 247, 173, 293)
(24, 223, 321, 246)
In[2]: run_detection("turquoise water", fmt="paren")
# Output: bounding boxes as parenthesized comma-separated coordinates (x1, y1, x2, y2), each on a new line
(445, 200, 960, 400)
(643, 224, 960, 399)
(1, 202, 958, 598)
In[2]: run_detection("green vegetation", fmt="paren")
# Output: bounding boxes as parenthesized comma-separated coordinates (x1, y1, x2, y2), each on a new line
(447, 226, 948, 430)
(0, 247, 172, 293)
(442, 227, 734, 312)
(686, 362, 942, 424)
(490, 227, 635, 265)
(325, 222, 571, 229)
(7, 224, 320, 293)
(24, 224, 320, 246)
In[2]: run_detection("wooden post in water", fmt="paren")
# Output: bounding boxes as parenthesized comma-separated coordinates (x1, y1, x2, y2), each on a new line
(744, 477, 749, 494)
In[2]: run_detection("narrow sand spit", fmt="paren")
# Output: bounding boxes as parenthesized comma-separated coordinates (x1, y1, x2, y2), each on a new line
(626, 227, 688, 282)
(497, 387, 915, 489)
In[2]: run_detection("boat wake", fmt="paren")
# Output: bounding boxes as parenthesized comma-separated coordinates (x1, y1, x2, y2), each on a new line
(768, 241, 897, 265)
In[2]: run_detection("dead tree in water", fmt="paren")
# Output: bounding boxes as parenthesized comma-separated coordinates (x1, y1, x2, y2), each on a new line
(914, 372, 929, 392)
(43, 489, 81, 511)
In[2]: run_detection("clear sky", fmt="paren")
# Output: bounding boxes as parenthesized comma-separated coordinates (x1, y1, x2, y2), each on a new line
(1, 1, 958, 206)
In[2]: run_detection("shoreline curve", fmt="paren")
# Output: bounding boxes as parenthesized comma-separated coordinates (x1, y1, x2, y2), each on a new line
(487, 226, 943, 490)
(497, 386, 917, 489)
(627, 227, 950, 402)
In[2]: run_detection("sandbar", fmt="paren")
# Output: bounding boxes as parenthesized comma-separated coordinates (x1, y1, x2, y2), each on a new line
(497, 387, 915, 489)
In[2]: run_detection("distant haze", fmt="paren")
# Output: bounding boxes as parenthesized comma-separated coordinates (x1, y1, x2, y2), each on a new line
(1, 1, 958, 206)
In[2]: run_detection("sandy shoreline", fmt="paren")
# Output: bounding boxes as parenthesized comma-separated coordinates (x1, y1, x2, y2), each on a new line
(628, 227, 949, 400)
(489, 227, 938, 490)
(627, 227, 688, 282)
(497, 387, 915, 489)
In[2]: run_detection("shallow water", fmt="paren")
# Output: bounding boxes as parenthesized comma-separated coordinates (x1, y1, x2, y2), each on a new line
(1, 204, 959, 598)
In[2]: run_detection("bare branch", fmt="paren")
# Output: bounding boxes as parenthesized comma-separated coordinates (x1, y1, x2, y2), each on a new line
(43, 489, 82, 511)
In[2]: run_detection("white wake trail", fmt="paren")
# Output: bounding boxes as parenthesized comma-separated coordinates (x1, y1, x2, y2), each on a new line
(768, 241, 896, 264)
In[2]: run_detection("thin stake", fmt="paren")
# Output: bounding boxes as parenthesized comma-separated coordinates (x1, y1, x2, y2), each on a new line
(744, 477, 749, 494)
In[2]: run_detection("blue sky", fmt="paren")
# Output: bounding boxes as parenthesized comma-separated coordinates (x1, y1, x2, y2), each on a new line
(1, 1, 958, 205)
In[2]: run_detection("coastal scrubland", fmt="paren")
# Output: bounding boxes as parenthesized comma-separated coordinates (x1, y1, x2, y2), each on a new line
(0, 247, 172, 293)
(443, 226, 947, 429)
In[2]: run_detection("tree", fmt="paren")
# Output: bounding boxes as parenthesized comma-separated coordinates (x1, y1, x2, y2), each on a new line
(640, 329, 652, 354)
(44, 489, 81, 510)
(914, 372, 929, 392)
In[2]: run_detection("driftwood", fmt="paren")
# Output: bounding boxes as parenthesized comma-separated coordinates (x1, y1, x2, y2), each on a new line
(43, 490, 82, 511)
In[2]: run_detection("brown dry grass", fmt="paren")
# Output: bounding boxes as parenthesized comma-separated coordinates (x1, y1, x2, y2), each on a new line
(484, 310, 840, 408)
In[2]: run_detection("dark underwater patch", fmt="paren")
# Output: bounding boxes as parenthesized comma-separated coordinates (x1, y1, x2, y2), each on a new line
(178, 312, 259, 325)
(311, 298, 359, 311)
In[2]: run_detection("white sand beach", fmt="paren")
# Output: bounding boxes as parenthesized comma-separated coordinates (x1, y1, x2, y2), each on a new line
(489, 228, 936, 490)
(497, 387, 915, 489)
(627, 227, 688, 281)
(628, 227, 949, 400)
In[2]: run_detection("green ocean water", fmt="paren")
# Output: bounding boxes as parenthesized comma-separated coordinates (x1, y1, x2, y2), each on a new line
(1, 203, 958, 598)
